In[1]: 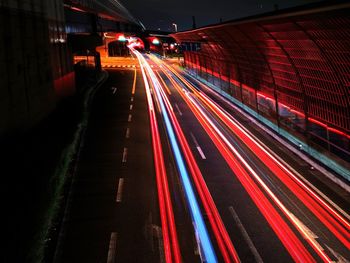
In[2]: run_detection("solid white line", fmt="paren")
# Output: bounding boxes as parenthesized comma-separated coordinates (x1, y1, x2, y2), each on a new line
(196, 146, 206, 159)
(107, 232, 117, 263)
(174, 103, 183, 116)
(129, 104, 133, 110)
(229, 206, 263, 263)
(122, 147, 128, 163)
(116, 178, 124, 202)
(128, 114, 132, 122)
(125, 127, 130, 139)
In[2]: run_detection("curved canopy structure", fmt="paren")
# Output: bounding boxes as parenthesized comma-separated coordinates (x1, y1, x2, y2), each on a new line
(172, 2, 350, 140)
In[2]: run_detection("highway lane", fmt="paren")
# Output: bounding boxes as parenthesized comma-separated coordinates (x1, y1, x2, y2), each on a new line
(142, 53, 350, 262)
(53, 68, 201, 263)
(53, 69, 161, 263)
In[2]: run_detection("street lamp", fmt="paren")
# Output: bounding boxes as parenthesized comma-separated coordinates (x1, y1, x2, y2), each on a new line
(172, 23, 178, 32)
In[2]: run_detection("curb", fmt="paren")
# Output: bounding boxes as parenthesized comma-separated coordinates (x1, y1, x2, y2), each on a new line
(39, 70, 109, 263)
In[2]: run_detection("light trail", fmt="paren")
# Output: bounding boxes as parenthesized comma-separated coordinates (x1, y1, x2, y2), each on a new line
(153, 57, 317, 261)
(155, 68, 240, 262)
(157, 59, 350, 261)
(133, 49, 181, 263)
(187, 86, 316, 262)
(165, 62, 350, 250)
(138, 52, 218, 263)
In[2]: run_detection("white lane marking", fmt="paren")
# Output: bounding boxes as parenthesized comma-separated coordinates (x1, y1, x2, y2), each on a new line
(130, 97, 134, 102)
(128, 114, 132, 122)
(116, 178, 124, 203)
(196, 147, 206, 160)
(190, 132, 206, 159)
(111, 87, 117, 94)
(129, 104, 133, 110)
(153, 225, 165, 263)
(229, 206, 263, 263)
(174, 103, 183, 116)
(125, 127, 130, 139)
(193, 222, 205, 262)
(122, 147, 128, 163)
(107, 232, 117, 263)
(190, 132, 199, 145)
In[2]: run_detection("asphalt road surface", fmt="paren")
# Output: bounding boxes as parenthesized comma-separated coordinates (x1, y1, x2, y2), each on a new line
(53, 69, 200, 263)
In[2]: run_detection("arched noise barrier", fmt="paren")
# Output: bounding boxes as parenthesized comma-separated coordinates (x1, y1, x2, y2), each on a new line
(173, 3, 350, 168)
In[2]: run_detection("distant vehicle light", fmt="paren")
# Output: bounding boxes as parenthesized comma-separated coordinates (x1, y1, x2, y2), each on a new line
(118, 35, 126, 42)
(152, 38, 160, 45)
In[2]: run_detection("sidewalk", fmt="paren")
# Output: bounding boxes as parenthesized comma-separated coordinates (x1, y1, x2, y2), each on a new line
(2, 70, 108, 263)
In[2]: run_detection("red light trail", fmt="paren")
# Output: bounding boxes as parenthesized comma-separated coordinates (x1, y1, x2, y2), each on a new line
(156, 56, 350, 262)
(130, 50, 350, 262)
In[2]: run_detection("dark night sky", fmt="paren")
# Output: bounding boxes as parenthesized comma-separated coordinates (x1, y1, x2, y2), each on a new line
(121, 0, 322, 31)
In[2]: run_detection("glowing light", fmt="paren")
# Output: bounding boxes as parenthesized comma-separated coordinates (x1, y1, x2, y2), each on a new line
(118, 34, 126, 42)
(152, 38, 160, 45)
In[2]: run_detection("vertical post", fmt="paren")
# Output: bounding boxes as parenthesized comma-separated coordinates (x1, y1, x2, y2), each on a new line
(95, 51, 101, 71)
(326, 127, 330, 152)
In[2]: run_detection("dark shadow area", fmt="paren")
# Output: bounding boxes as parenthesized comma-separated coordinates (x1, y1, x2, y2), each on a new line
(1, 68, 100, 263)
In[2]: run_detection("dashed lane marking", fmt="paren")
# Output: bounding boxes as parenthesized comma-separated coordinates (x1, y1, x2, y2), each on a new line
(107, 232, 117, 263)
(125, 127, 130, 139)
(122, 147, 128, 163)
(116, 178, 124, 203)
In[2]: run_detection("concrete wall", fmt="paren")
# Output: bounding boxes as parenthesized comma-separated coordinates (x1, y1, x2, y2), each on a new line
(0, 0, 74, 135)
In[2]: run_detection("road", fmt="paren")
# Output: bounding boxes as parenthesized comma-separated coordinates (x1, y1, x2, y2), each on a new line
(54, 52, 350, 262)
(53, 68, 200, 262)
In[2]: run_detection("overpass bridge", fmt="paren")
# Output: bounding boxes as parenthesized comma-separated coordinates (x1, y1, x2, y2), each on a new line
(0, 0, 143, 136)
